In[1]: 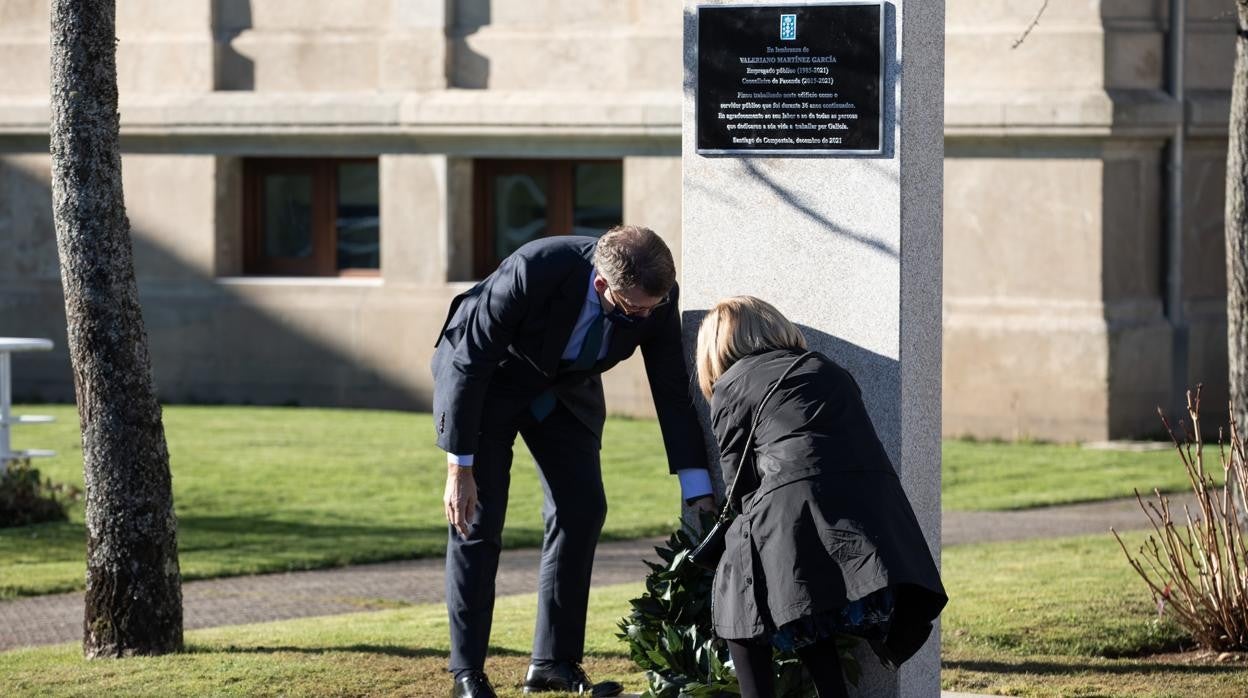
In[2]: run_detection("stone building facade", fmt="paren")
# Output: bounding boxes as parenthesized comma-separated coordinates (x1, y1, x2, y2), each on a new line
(0, 1, 1236, 440)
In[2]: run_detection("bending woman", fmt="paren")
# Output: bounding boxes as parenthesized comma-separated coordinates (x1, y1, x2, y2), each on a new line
(695, 296, 947, 698)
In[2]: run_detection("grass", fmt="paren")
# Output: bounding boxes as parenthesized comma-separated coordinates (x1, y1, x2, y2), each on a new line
(942, 533, 1187, 658)
(941, 532, 1248, 696)
(0, 581, 650, 697)
(3, 533, 1246, 696)
(2, 404, 1225, 600)
(2, 405, 680, 600)
(941, 439, 1218, 511)
(6, 404, 1244, 695)
(941, 652, 1248, 698)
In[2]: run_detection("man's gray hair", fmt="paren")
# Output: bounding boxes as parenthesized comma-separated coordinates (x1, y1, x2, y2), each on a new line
(593, 225, 676, 298)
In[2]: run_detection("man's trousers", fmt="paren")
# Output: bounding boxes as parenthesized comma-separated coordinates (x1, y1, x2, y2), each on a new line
(445, 401, 607, 672)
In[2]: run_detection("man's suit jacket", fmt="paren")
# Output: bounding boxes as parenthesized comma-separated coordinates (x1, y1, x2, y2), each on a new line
(431, 236, 708, 474)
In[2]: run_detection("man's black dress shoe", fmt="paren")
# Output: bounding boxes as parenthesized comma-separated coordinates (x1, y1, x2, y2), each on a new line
(451, 670, 498, 698)
(522, 661, 623, 696)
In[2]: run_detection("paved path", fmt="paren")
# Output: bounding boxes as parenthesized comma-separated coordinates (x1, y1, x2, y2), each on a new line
(0, 537, 663, 652)
(942, 492, 1198, 546)
(0, 494, 1187, 653)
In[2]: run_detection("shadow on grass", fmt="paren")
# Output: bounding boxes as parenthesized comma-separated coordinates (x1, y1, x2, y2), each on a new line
(187, 643, 526, 659)
(0, 520, 84, 546)
(194, 644, 632, 661)
(177, 515, 547, 546)
(944, 658, 1245, 677)
(2, 514, 664, 557)
(178, 515, 666, 561)
(0, 513, 663, 601)
(177, 515, 436, 538)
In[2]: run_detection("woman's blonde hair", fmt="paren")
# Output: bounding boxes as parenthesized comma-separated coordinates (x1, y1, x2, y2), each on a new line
(695, 296, 807, 399)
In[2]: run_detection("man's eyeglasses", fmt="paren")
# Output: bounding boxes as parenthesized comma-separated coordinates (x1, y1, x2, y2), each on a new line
(606, 284, 670, 315)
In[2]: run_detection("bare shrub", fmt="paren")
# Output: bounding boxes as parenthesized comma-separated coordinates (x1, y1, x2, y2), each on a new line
(1113, 387, 1248, 651)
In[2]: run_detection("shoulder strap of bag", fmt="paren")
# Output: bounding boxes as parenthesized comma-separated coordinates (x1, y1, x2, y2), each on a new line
(717, 350, 814, 518)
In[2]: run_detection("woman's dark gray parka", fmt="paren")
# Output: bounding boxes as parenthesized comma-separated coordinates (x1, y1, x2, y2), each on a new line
(709, 348, 947, 665)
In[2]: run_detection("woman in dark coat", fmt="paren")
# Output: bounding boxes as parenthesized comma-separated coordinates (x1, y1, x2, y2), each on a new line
(694, 296, 947, 698)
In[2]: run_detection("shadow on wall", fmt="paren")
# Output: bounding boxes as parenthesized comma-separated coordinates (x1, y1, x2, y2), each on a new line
(213, 0, 254, 91)
(681, 310, 901, 486)
(0, 159, 432, 411)
(798, 324, 903, 459)
(450, 0, 491, 90)
(739, 159, 899, 258)
(681, 160, 901, 271)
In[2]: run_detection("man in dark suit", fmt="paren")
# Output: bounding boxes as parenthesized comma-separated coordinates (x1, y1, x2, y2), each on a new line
(432, 226, 715, 698)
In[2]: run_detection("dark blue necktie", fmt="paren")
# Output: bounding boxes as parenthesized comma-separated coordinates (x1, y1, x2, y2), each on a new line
(531, 311, 605, 421)
(569, 311, 605, 372)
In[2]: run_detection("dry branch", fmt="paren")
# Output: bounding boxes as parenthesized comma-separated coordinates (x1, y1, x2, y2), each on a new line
(1116, 387, 1248, 650)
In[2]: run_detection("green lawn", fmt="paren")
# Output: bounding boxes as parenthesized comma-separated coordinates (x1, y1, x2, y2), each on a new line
(2, 405, 1215, 599)
(2, 405, 680, 600)
(941, 439, 1211, 511)
(3, 533, 1245, 697)
(943, 533, 1187, 658)
(0, 582, 650, 697)
(941, 532, 1248, 696)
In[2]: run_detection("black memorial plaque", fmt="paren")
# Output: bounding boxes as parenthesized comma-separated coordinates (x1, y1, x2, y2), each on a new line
(697, 2, 883, 155)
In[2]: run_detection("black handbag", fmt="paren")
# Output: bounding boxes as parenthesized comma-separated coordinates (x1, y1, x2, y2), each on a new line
(687, 352, 813, 572)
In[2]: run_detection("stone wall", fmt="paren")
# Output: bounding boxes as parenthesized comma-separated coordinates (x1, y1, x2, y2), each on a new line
(0, 1, 1238, 439)
(942, 1, 1233, 439)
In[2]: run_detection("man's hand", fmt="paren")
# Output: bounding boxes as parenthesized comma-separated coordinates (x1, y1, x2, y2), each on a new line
(444, 465, 478, 538)
(688, 495, 717, 514)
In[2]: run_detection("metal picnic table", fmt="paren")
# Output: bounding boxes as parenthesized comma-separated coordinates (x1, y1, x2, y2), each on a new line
(0, 338, 56, 475)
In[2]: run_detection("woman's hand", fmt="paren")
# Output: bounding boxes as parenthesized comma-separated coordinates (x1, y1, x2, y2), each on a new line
(444, 464, 478, 538)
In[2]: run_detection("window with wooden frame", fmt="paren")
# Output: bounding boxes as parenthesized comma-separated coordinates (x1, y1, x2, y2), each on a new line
(243, 158, 380, 276)
(473, 159, 623, 279)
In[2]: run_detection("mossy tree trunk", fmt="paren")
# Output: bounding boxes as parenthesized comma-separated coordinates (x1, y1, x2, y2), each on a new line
(48, 0, 183, 657)
(1231, 1, 1248, 434)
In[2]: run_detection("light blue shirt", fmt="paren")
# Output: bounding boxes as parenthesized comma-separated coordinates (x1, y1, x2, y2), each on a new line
(448, 268, 714, 502)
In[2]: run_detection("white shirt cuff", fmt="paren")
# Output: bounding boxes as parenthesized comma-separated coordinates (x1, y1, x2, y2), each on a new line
(677, 468, 714, 501)
(447, 453, 474, 467)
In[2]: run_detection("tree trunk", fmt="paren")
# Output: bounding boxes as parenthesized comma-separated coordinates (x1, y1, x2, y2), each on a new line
(1229, 1, 1248, 434)
(48, 0, 182, 657)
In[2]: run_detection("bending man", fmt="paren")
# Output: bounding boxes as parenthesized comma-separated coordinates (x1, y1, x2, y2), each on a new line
(431, 226, 714, 698)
